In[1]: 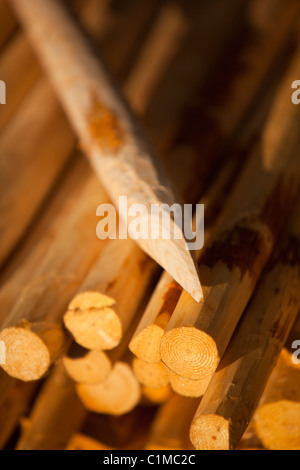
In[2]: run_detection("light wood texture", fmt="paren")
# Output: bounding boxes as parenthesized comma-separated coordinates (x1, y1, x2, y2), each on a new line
(0, 0, 16, 50)
(9, 0, 202, 300)
(132, 358, 169, 389)
(160, 47, 300, 382)
(63, 343, 111, 384)
(254, 348, 300, 450)
(189, 198, 300, 450)
(76, 362, 141, 416)
(129, 0, 299, 364)
(17, 362, 86, 450)
(0, 320, 68, 381)
(145, 394, 199, 450)
(0, 32, 40, 132)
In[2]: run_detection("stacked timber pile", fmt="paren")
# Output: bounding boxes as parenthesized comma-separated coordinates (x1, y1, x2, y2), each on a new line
(0, 0, 300, 450)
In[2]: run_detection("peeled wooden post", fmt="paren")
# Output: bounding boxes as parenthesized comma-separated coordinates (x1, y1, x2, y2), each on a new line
(9, 0, 203, 301)
(0, 78, 75, 268)
(145, 394, 199, 450)
(160, 48, 300, 383)
(129, 0, 300, 364)
(189, 197, 300, 450)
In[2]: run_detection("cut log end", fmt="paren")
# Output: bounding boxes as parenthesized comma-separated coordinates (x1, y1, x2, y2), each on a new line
(64, 291, 121, 350)
(142, 384, 173, 405)
(63, 349, 111, 384)
(75, 362, 141, 415)
(190, 414, 230, 450)
(255, 400, 300, 450)
(168, 370, 209, 397)
(160, 326, 219, 380)
(132, 357, 169, 389)
(129, 324, 164, 363)
(0, 327, 51, 381)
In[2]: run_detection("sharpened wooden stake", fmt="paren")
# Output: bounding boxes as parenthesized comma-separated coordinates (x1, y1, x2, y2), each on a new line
(189, 197, 300, 450)
(160, 47, 300, 382)
(9, 0, 202, 301)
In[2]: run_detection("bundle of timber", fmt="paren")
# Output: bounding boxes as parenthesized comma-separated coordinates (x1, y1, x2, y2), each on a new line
(1, 0, 300, 451)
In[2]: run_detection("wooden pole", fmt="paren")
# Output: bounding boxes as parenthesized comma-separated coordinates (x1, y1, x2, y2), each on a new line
(0, 78, 75, 268)
(160, 46, 300, 383)
(129, 0, 299, 364)
(189, 197, 300, 449)
(145, 394, 199, 450)
(0, 0, 16, 50)
(0, 32, 40, 132)
(17, 362, 87, 450)
(254, 336, 300, 449)
(9, 0, 203, 300)
(0, 380, 37, 448)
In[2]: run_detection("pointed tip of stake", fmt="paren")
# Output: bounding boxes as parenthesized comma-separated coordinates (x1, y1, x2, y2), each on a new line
(136, 233, 203, 302)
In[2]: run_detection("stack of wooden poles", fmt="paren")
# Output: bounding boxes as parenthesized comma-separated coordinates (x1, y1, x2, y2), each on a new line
(0, 0, 300, 450)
